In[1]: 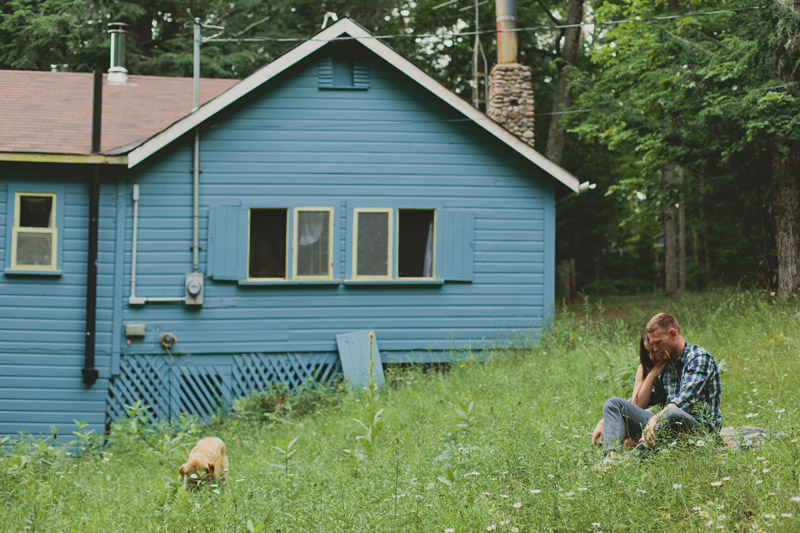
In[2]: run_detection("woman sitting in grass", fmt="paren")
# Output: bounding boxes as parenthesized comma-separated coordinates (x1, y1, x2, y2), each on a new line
(591, 331, 668, 449)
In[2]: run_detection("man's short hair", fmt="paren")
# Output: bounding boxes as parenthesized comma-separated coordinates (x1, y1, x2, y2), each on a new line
(646, 313, 681, 334)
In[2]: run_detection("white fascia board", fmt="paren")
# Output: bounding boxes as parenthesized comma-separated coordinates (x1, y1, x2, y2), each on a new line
(127, 18, 580, 193)
(127, 23, 347, 168)
(349, 24, 580, 192)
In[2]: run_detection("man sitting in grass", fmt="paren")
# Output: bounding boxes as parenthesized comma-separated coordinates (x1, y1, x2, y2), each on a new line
(595, 313, 722, 467)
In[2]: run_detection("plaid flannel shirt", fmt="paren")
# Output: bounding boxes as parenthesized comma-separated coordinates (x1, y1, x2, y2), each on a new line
(660, 341, 722, 432)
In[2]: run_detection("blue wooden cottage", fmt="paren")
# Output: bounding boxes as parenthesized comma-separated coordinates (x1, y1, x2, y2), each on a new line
(0, 19, 580, 437)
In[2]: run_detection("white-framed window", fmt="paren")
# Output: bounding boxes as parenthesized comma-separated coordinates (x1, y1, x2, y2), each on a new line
(248, 208, 288, 280)
(353, 208, 393, 280)
(398, 209, 436, 279)
(11, 191, 58, 271)
(293, 208, 334, 280)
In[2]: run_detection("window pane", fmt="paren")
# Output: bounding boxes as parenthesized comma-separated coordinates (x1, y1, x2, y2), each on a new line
(20, 196, 53, 228)
(16, 232, 53, 266)
(296, 210, 330, 277)
(249, 209, 287, 278)
(357, 212, 389, 277)
(399, 210, 435, 278)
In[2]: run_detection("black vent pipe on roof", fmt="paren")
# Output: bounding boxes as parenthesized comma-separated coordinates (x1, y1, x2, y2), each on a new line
(82, 69, 101, 386)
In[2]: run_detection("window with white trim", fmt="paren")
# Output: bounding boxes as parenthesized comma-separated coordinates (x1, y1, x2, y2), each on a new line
(11, 192, 58, 271)
(293, 208, 334, 280)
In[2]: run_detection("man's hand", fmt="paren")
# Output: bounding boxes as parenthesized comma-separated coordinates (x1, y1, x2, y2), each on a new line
(591, 419, 604, 446)
(640, 415, 659, 446)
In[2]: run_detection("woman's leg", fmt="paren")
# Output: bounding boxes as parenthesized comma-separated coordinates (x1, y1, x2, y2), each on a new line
(602, 397, 654, 452)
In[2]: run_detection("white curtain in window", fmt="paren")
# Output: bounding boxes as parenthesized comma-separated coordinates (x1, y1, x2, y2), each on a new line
(299, 212, 325, 246)
(423, 220, 433, 278)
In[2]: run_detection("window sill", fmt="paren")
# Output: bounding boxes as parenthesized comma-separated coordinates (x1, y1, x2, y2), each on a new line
(4, 268, 62, 277)
(238, 279, 341, 286)
(344, 279, 444, 286)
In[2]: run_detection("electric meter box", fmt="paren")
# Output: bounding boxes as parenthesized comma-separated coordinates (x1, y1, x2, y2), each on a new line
(185, 272, 204, 306)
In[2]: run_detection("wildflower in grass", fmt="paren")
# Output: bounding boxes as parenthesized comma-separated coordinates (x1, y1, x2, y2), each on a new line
(445, 529, 455, 532)
(781, 513, 792, 518)
(755, 480, 763, 484)
(500, 519, 510, 525)
(530, 489, 541, 494)
(696, 440, 705, 447)
(460, 363, 466, 368)
(592, 523, 601, 528)
(693, 507, 703, 512)
(722, 477, 730, 481)
(500, 494, 509, 498)
(662, 513, 671, 519)
(483, 492, 492, 496)
(673, 483, 682, 489)
(464, 472, 480, 477)
(745, 413, 758, 418)
(195, 502, 201, 509)
(710, 481, 723, 487)
(763, 514, 776, 519)
(699, 510, 710, 519)
(486, 525, 496, 531)
(792, 496, 800, 502)
(762, 468, 770, 473)
(511, 528, 519, 533)
(637, 489, 647, 494)
(705, 520, 713, 527)
(513, 502, 522, 508)
(212, 489, 221, 495)
(757, 456, 765, 461)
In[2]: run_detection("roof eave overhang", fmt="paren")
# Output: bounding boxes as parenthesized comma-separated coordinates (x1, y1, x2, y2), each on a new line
(0, 152, 127, 165)
(126, 19, 580, 192)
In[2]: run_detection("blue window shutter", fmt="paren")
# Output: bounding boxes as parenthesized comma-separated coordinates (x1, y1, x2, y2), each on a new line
(353, 60, 369, 89)
(208, 206, 246, 280)
(318, 57, 334, 88)
(440, 210, 474, 282)
(319, 57, 369, 90)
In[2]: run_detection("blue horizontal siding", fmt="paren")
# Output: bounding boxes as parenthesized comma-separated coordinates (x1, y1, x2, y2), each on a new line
(1, 44, 558, 435)
(0, 169, 118, 436)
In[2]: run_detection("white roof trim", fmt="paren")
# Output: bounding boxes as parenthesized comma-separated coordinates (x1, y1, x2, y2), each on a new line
(127, 19, 580, 192)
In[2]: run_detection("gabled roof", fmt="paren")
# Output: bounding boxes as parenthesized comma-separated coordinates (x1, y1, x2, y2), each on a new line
(127, 18, 580, 192)
(0, 70, 236, 160)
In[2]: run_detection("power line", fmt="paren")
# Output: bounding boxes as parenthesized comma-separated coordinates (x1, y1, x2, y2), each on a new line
(205, 6, 761, 43)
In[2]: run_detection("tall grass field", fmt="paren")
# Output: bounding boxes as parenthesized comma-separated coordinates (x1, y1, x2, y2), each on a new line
(2, 290, 799, 532)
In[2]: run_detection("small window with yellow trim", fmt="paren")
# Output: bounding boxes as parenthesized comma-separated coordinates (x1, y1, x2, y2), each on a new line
(353, 208, 392, 280)
(293, 208, 334, 280)
(11, 192, 58, 271)
(248, 208, 288, 280)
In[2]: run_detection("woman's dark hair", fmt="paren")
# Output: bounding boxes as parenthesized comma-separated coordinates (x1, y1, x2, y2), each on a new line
(639, 331, 654, 376)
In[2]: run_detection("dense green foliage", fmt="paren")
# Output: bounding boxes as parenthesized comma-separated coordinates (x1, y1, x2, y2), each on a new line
(2, 291, 799, 531)
(2, 0, 798, 295)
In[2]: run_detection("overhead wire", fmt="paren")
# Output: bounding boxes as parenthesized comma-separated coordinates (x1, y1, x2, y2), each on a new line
(205, 6, 761, 43)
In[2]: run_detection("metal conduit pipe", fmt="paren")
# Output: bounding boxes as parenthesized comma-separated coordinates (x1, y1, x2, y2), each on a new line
(129, 184, 186, 305)
(82, 69, 102, 386)
(192, 18, 201, 274)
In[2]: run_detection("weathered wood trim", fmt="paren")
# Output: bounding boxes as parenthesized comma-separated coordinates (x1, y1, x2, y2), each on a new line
(0, 152, 127, 165)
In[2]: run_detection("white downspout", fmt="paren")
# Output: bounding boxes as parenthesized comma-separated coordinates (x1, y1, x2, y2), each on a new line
(192, 18, 201, 274)
(128, 184, 186, 305)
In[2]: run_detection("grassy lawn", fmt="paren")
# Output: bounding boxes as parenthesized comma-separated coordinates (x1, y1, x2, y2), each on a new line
(2, 290, 799, 532)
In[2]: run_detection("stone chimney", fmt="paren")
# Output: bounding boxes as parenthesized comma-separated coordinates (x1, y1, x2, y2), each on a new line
(486, 0, 535, 147)
(107, 22, 129, 85)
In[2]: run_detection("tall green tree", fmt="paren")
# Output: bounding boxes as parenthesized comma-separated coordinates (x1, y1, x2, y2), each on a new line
(569, 0, 800, 296)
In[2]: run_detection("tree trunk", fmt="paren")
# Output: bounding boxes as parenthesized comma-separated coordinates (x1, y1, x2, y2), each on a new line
(545, 0, 583, 164)
(663, 165, 678, 295)
(773, 0, 800, 299)
(678, 166, 686, 293)
(772, 141, 800, 298)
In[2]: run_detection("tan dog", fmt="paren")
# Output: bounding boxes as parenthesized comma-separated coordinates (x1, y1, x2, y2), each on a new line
(179, 437, 229, 489)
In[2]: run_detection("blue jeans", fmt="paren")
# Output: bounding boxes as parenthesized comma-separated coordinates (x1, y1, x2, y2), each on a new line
(601, 397, 700, 452)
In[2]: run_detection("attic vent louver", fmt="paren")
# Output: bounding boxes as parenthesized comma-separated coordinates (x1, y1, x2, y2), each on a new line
(318, 57, 369, 90)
